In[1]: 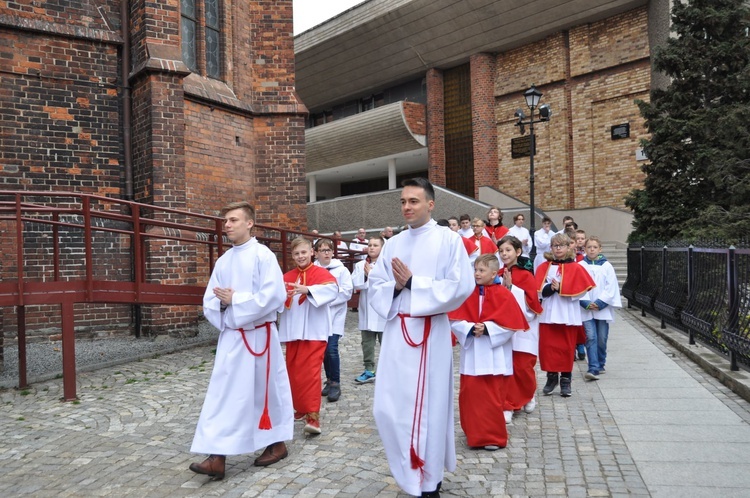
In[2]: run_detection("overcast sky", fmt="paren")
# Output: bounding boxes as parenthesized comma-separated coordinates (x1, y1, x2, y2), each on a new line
(293, 0, 366, 34)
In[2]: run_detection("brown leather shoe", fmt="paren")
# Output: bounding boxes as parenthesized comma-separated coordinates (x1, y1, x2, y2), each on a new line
(189, 454, 225, 479)
(253, 441, 288, 467)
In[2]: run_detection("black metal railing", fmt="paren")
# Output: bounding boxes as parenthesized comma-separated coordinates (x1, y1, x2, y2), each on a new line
(623, 242, 750, 370)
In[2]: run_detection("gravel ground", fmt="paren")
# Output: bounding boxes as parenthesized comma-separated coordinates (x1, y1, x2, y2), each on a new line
(0, 319, 219, 389)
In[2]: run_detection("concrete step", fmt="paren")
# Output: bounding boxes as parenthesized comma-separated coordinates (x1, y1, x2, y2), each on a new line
(600, 245, 627, 288)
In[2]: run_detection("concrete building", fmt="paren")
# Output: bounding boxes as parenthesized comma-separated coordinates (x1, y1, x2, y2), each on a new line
(296, 0, 671, 238)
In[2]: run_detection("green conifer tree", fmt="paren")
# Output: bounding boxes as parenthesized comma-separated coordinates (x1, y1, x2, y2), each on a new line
(626, 0, 750, 242)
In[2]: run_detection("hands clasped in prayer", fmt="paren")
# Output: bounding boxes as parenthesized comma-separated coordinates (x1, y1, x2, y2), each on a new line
(392, 257, 413, 290)
(213, 287, 234, 306)
(285, 282, 309, 297)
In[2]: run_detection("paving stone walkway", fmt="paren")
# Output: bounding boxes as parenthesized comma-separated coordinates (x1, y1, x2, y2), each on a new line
(1, 308, 749, 497)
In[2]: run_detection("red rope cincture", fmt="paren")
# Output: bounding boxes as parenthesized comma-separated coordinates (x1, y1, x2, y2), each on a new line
(398, 313, 435, 478)
(238, 322, 273, 430)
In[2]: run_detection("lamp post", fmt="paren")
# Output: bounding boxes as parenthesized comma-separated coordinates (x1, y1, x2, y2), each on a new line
(514, 85, 551, 261)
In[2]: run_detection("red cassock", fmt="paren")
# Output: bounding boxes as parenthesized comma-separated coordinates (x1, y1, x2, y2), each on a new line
(462, 235, 497, 256)
(502, 266, 543, 411)
(504, 266, 543, 314)
(282, 264, 336, 414)
(485, 224, 509, 240)
(534, 260, 595, 372)
(449, 284, 528, 448)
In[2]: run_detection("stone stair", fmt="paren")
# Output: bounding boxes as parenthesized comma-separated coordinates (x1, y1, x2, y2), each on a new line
(601, 242, 628, 288)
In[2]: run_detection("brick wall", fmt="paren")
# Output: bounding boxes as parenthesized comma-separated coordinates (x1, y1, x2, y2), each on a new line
(402, 101, 426, 136)
(470, 53, 498, 198)
(426, 68, 445, 186)
(1, 0, 307, 340)
(0, 1, 133, 342)
(0, 31, 122, 195)
(493, 7, 651, 211)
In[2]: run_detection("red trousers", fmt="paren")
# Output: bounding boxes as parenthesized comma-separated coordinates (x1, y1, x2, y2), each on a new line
(285, 340, 326, 414)
(459, 374, 508, 448)
(504, 351, 537, 411)
(538, 323, 577, 372)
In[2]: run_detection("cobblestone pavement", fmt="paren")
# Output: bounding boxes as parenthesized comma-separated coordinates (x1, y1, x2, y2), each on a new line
(1, 309, 749, 497)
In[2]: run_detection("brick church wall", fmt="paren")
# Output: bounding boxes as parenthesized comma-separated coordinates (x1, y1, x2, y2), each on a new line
(0, 0, 306, 341)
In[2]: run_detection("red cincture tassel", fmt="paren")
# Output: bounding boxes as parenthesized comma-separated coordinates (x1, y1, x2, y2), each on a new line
(240, 323, 273, 430)
(410, 446, 425, 470)
(399, 314, 431, 477)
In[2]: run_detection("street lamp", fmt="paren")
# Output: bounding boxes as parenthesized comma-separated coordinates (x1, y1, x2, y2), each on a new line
(514, 84, 551, 260)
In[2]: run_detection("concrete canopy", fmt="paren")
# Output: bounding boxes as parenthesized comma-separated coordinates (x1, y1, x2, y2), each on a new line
(295, 0, 648, 111)
(306, 101, 425, 176)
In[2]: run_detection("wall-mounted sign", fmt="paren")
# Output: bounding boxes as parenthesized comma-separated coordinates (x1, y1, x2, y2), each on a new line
(511, 135, 535, 158)
(611, 123, 630, 140)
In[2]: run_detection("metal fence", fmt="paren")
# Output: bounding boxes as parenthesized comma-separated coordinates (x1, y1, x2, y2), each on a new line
(622, 243, 750, 370)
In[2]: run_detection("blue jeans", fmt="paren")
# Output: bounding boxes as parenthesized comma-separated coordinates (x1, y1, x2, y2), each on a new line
(323, 333, 340, 383)
(583, 319, 609, 374)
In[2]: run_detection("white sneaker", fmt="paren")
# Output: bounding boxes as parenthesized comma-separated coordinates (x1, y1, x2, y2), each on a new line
(503, 410, 513, 425)
(523, 396, 536, 413)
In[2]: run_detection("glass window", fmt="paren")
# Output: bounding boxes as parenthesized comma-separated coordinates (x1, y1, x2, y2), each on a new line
(180, 0, 222, 79)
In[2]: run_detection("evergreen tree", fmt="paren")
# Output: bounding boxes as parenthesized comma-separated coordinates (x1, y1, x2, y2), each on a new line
(626, 0, 750, 243)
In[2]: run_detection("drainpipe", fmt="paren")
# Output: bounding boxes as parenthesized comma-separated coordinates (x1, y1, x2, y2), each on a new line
(121, 1, 140, 336)
(121, 0, 133, 200)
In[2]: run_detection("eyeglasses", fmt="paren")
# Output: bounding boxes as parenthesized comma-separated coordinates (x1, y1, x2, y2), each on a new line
(471, 225, 483, 228)
(552, 244, 567, 249)
(317, 249, 332, 253)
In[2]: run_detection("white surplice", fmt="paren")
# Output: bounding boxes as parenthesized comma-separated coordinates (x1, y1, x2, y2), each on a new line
(351, 259, 387, 332)
(315, 258, 353, 336)
(579, 258, 622, 322)
(508, 225, 533, 256)
(191, 238, 293, 455)
(509, 285, 540, 356)
(533, 228, 553, 270)
(369, 219, 474, 497)
(277, 277, 338, 343)
(450, 291, 515, 376)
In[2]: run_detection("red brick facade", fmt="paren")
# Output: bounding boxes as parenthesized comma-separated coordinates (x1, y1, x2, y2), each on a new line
(402, 101, 426, 136)
(470, 53, 498, 199)
(427, 7, 650, 212)
(0, 0, 306, 341)
(497, 8, 650, 211)
(426, 68, 445, 186)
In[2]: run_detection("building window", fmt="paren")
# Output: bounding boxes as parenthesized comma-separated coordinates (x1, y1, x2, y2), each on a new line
(444, 64, 474, 198)
(181, 0, 222, 79)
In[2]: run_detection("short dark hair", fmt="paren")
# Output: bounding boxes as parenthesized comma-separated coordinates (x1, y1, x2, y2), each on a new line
(401, 177, 435, 201)
(498, 235, 523, 252)
(314, 238, 334, 251)
(542, 216, 552, 223)
(437, 219, 450, 227)
(459, 214, 471, 222)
